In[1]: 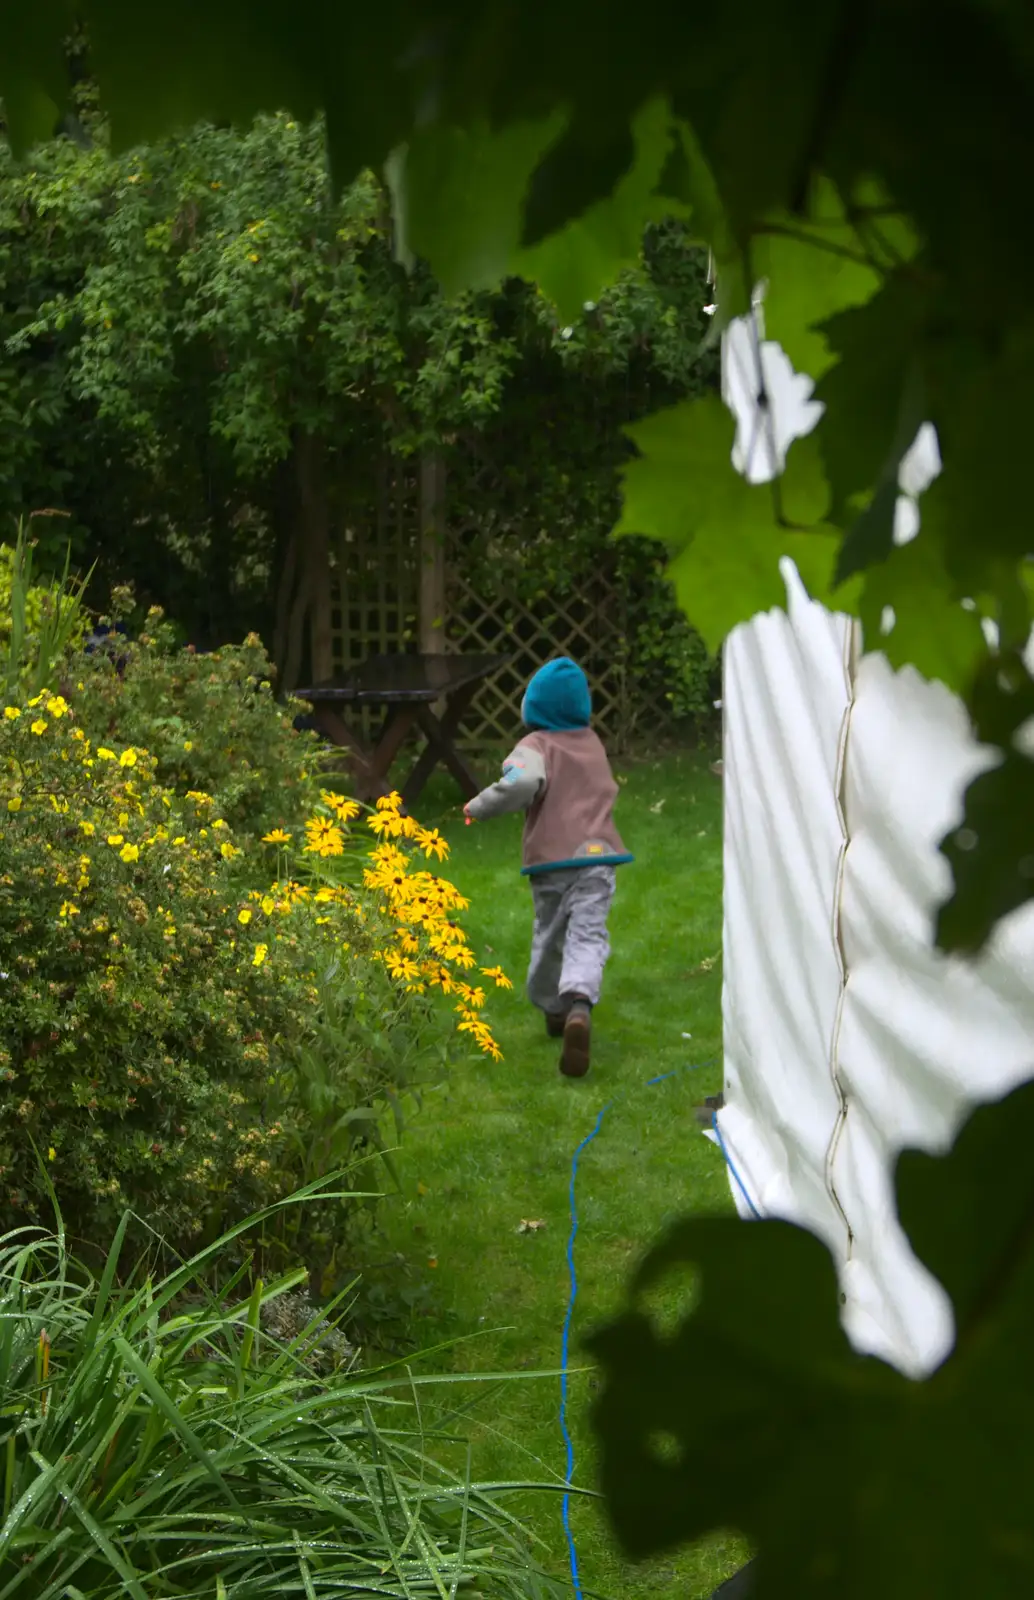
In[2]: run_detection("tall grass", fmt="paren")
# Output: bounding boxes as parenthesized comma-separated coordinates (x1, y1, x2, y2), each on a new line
(0, 1197, 561, 1598)
(1, 513, 92, 699)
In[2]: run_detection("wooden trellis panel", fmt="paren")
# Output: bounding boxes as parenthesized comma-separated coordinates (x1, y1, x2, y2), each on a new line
(329, 461, 420, 742)
(325, 447, 659, 755)
(442, 564, 632, 751)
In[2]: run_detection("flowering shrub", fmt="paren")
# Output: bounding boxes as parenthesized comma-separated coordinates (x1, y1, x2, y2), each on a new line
(266, 787, 510, 1062)
(0, 694, 505, 1257)
(72, 601, 318, 841)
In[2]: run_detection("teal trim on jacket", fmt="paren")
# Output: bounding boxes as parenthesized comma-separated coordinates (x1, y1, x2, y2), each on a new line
(521, 851, 635, 877)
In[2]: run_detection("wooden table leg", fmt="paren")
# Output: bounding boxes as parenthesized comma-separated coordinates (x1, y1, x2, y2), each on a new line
(401, 681, 482, 808)
(363, 704, 421, 800)
(310, 706, 385, 800)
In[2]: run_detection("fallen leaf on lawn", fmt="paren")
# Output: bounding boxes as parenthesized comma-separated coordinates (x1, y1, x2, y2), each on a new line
(518, 1218, 547, 1234)
(427, 1257, 438, 1268)
(649, 798, 666, 813)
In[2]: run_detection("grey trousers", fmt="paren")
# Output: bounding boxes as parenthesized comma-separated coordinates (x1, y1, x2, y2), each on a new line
(526, 865, 616, 1012)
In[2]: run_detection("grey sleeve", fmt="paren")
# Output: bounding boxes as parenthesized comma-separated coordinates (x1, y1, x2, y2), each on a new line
(465, 743, 547, 819)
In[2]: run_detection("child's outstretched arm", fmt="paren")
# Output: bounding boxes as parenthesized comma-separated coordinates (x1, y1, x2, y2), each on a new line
(464, 743, 546, 821)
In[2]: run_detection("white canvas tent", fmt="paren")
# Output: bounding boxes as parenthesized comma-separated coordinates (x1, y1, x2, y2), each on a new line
(715, 314, 1034, 1378)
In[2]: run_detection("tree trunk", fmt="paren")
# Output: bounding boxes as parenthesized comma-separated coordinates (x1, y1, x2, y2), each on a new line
(275, 431, 334, 693)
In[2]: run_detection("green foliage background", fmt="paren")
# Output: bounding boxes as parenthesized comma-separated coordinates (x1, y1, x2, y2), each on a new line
(0, 99, 717, 723)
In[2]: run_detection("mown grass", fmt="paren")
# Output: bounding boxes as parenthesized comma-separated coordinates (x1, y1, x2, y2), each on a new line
(372, 748, 749, 1599)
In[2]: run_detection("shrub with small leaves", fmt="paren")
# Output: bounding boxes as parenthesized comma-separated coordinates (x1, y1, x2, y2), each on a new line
(0, 695, 469, 1258)
(73, 601, 318, 841)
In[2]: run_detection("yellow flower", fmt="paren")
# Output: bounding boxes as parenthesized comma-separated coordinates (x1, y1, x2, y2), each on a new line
(220, 841, 240, 860)
(107, 834, 124, 847)
(6, 797, 21, 813)
(481, 965, 513, 990)
(212, 818, 228, 830)
(375, 791, 404, 812)
(366, 810, 396, 838)
(253, 943, 269, 967)
(118, 811, 129, 828)
(261, 895, 275, 915)
(30, 719, 48, 736)
(321, 790, 362, 823)
(58, 901, 80, 919)
(96, 747, 116, 761)
(119, 748, 138, 768)
(385, 950, 420, 982)
(185, 789, 212, 805)
(304, 817, 344, 857)
(415, 827, 449, 862)
(238, 909, 253, 925)
(3, 707, 20, 721)
(45, 695, 69, 718)
(262, 827, 291, 844)
(47, 1147, 56, 1162)
(183, 740, 194, 752)
(172, 835, 186, 847)
(119, 843, 140, 863)
(79, 821, 95, 837)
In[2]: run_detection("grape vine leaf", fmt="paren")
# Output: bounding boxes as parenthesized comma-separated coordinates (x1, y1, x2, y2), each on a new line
(513, 98, 686, 322)
(520, 117, 637, 249)
(921, 322, 1034, 589)
(936, 650, 1034, 953)
(856, 529, 988, 695)
(588, 1078, 1034, 1596)
(386, 112, 565, 295)
(390, 98, 682, 320)
(0, 2, 73, 154)
(614, 396, 855, 653)
(752, 178, 887, 383)
(664, 121, 749, 326)
(813, 276, 929, 539)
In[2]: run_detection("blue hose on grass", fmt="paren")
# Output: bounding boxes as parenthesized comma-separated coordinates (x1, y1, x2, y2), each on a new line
(559, 1056, 760, 1597)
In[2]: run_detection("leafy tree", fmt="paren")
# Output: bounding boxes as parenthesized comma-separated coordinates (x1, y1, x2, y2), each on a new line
(3, 107, 715, 708)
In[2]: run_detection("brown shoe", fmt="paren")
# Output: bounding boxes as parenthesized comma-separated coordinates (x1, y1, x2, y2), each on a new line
(545, 1011, 566, 1039)
(560, 1000, 591, 1078)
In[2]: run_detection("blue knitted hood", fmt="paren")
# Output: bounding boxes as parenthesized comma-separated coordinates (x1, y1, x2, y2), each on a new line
(521, 658, 591, 731)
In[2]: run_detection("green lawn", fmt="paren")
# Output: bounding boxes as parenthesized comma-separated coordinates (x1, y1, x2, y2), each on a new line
(371, 749, 747, 1599)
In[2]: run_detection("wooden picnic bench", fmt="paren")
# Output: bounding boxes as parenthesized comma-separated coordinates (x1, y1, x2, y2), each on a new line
(297, 651, 512, 809)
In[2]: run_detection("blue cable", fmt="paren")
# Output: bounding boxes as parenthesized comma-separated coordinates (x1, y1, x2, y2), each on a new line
(711, 1110, 763, 1221)
(560, 1055, 758, 1596)
(560, 1104, 611, 1599)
